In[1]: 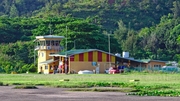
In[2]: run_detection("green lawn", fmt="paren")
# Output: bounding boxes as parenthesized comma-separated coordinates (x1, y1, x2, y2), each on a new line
(0, 72, 180, 86)
(1, 72, 180, 96)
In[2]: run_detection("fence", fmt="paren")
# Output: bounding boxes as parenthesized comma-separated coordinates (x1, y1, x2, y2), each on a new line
(125, 66, 180, 73)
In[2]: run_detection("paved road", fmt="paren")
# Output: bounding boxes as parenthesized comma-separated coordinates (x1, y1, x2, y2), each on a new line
(0, 86, 179, 101)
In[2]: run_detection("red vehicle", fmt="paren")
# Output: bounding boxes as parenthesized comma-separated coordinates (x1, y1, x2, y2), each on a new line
(109, 68, 120, 74)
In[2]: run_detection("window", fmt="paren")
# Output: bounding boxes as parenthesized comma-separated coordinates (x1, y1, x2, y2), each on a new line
(154, 65, 158, 67)
(51, 40, 55, 46)
(154, 65, 161, 67)
(41, 53, 44, 57)
(45, 65, 48, 69)
(55, 41, 59, 46)
(40, 41, 45, 46)
(46, 40, 50, 46)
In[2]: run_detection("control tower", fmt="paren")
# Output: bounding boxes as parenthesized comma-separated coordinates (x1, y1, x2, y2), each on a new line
(34, 35, 64, 74)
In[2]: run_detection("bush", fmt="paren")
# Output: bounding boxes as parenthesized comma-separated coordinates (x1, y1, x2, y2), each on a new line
(29, 64, 37, 73)
(13, 85, 38, 89)
(0, 82, 3, 86)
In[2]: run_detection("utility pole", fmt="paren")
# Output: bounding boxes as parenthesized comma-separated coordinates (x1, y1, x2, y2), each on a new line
(108, 34, 111, 68)
(66, 26, 67, 57)
(74, 39, 79, 49)
(65, 26, 68, 74)
(49, 20, 52, 35)
(34, 45, 35, 66)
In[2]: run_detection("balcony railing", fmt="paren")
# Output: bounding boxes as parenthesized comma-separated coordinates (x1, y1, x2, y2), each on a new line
(35, 46, 62, 51)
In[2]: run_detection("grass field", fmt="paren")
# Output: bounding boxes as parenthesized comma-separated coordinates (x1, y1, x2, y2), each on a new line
(1, 72, 180, 96)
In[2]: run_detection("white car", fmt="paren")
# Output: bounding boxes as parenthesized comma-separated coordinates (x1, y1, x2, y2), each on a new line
(78, 70, 94, 74)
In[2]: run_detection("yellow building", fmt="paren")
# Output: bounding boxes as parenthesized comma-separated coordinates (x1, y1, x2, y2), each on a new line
(50, 49, 116, 74)
(34, 35, 64, 74)
(49, 49, 167, 74)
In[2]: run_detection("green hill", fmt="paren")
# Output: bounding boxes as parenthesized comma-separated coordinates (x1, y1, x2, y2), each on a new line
(0, 0, 174, 31)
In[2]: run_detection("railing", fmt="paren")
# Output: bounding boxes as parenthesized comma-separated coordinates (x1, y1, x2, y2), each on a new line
(35, 46, 62, 51)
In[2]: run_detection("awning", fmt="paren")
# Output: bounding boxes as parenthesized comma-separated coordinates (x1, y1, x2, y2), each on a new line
(49, 54, 67, 57)
(39, 59, 57, 65)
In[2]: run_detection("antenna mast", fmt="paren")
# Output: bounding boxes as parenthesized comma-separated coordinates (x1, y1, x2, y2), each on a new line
(66, 26, 67, 57)
(49, 20, 52, 35)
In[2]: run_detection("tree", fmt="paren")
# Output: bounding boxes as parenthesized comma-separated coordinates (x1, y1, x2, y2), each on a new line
(114, 20, 128, 50)
(52, 3, 63, 15)
(122, 30, 138, 57)
(9, 4, 19, 17)
(172, 0, 180, 18)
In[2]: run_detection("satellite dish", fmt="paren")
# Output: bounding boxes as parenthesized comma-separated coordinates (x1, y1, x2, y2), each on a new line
(92, 62, 97, 66)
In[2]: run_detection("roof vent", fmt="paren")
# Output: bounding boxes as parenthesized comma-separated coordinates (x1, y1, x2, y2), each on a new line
(115, 53, 121, 57)
(122, 52, 129, 58)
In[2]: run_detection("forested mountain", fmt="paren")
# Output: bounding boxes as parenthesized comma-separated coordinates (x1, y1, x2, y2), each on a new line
(0, 0, 174, 31)
(0, 0, 180, 73)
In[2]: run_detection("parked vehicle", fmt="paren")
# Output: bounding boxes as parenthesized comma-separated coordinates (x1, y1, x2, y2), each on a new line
(78, 70, 94, 74)
(109, 68, 120, 74)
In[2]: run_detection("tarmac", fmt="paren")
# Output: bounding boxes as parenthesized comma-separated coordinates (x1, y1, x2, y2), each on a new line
(0, 86, 180, 101)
